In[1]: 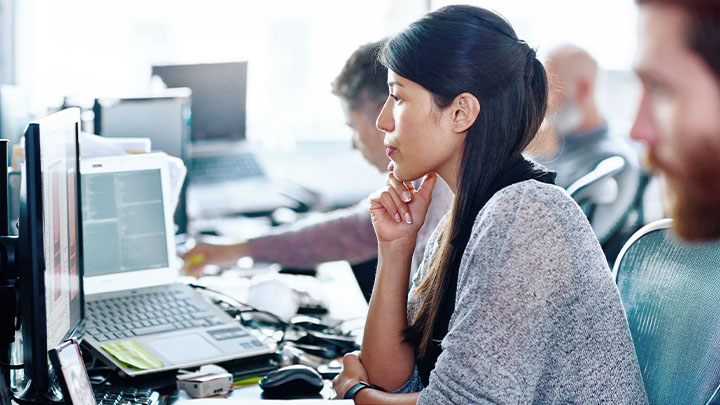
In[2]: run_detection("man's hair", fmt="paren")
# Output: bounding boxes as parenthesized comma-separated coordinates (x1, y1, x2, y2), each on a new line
(637, 0, 720, 81)
(331, 40, 388, 115)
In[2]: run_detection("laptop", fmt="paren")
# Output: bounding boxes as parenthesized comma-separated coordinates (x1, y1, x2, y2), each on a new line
(79, 153, 273, 378)
(150, 62, 299, 217)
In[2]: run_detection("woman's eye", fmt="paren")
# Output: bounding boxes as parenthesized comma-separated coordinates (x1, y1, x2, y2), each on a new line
(390, 94, 401, 102)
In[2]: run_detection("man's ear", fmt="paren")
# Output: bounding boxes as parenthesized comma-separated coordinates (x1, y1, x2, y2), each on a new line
(449, 92, 481, 133)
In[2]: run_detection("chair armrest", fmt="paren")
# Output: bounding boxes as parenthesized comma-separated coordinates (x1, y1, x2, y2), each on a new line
(567, 156, 625, 205)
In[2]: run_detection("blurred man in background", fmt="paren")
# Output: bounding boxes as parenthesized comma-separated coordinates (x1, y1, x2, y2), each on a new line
(184, 40, 452, 297)
(631, 0, 720, 241)
(539, 44, 642, 260)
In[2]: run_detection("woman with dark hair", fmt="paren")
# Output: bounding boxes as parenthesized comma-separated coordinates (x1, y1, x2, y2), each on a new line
(333, 5, 647, 404)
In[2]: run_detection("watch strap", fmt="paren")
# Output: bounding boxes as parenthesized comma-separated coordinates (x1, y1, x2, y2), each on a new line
(344, 381, 379, 400)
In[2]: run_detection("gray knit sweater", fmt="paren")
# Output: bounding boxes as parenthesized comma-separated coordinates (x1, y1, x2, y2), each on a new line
(395, 180, 647, 404)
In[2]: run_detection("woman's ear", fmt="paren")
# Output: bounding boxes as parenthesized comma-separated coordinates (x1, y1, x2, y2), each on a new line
(449, 93, 480, 133)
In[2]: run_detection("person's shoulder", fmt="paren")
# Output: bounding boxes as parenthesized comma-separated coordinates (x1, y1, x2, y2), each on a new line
(468, 180, 583, 242)
(485, 180, 571, 216)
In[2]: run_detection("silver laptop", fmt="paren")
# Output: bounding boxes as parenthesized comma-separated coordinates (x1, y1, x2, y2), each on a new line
(79, 153, 272, 377)
(93, 84, 295, 218)
(150, 62, 300, 217)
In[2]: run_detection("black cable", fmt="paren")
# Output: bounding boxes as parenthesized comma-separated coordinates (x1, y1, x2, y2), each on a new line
(189, 282, 359, 353)
(0, 360, 23, 370)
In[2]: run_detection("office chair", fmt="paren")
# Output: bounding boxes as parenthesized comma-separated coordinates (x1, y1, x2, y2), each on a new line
(567, 156, 625, 242)
(612, 218, 720, 404)
(567, 155, 645, 266)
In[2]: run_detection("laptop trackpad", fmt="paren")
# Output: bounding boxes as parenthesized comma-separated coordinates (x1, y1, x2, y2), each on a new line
(143, 334, 222, 364)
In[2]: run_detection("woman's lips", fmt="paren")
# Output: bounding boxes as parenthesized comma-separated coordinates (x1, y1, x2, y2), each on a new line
(385, 145, 397, 156)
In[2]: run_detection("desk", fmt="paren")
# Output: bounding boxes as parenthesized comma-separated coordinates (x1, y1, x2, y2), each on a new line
(171, 260, 368, 402)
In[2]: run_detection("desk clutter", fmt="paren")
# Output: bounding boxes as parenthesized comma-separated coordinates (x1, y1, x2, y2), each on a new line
(72, 266, 363, 402)
(1, 108, 368, 403)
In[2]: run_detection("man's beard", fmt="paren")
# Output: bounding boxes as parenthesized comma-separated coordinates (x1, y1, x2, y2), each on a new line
(647, 140, 720, 242)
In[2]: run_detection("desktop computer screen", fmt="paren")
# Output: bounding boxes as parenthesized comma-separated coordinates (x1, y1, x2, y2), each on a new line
(17, 108, 83, 400)
(81, 167, 169, 276)
(151, 62, 248, 142)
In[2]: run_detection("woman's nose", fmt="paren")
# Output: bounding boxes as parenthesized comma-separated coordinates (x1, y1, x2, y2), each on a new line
(376, 97, 394, 133)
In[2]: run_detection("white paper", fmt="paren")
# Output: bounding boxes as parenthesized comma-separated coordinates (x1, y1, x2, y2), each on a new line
(78, 131, 186, 212)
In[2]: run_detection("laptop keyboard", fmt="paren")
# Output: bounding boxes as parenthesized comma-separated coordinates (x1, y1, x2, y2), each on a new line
(93, 385, 160, 405)
(190, 152, 265, 184)
(84, 289, 226, 342)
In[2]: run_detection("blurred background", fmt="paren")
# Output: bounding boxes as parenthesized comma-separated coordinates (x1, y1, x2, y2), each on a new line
(2, 0, 641, 146)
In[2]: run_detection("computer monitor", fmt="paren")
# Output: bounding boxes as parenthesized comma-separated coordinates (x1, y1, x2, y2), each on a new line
(92, 88, 192, 160)
(16, 108, 83, 403)
(92, 90, 191, 234)
(151, 62, 248, 142)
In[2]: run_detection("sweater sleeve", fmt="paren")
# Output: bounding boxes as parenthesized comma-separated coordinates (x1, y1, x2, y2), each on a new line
(417, 187, 573, 404)
(246, 201, 379, 268)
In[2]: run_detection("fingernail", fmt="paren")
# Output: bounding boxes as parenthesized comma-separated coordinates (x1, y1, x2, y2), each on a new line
(395, 213, 402, 223)
(401, 191, 411, 202)
(405, 212, 412, 224)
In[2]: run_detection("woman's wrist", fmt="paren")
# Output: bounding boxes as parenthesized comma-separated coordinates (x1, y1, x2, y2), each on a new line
(378, 237, 417, 255)
(345, 381, 382, 402)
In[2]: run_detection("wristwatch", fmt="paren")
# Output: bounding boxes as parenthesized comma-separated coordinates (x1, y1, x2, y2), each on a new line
(344, 381, 380, 400)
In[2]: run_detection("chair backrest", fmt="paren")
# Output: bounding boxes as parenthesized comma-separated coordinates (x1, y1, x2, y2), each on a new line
(567, 156, 638, 246)
(613, 218, 720, 404)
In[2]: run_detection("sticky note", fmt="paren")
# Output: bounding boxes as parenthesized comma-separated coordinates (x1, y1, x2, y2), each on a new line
(101, 341, 164, 370)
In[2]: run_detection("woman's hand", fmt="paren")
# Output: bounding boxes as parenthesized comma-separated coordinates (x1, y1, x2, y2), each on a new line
(369, 169, 437, 247)
(182, 242, 248, 276)
(332, 351, 370, 399)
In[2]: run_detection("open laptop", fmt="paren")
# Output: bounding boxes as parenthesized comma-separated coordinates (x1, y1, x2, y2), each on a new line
(79, 153, 272, 377)
(150, 62, 301, 217)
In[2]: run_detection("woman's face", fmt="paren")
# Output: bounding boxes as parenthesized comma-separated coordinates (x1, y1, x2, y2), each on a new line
(376, 71, 463, 183)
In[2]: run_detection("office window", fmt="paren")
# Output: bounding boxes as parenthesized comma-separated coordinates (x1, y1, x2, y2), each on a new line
(15, 0, 428, 144)
(0, 0, 14, 84)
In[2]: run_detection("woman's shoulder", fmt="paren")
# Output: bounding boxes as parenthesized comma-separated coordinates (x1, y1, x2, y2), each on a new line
(472, 179, 579, 231)
(463, 179, 599, 267)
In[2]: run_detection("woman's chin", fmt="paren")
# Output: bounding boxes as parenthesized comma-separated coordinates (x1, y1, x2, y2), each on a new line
(392, 166, 422, 182)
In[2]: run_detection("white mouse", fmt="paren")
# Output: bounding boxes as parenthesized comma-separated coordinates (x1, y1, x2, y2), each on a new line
(246, 274, 299, 322)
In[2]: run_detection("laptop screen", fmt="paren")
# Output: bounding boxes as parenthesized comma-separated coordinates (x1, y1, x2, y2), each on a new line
(151, 62, 247, 143)
(81, 168, 169, 276)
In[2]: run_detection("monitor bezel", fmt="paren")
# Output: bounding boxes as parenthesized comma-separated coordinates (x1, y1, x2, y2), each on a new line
(18, 107, 84, 392)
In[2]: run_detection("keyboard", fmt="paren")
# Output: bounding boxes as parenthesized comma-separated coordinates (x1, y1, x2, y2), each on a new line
(190, 152, 265, 184)
(84, 289, 227, 342)
(93, 385, 160, 405)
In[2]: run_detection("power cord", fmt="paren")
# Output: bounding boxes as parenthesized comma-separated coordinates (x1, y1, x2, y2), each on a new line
(0, 360, 23, 370)
(188, 283, 359, 357)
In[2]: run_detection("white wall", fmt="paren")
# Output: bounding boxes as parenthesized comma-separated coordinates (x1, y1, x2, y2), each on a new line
(15, 0, 642, 144)
(15, 0, 428, 146)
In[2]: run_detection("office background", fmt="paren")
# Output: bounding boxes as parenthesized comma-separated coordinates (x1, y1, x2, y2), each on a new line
(1, 0, 639, 148)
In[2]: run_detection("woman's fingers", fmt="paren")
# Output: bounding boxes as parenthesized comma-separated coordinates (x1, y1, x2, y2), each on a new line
(378, 188, 402, 223)
(386, 186, 412, 224)
(387, 173, 413, 203)
(386, 174, 413, 223)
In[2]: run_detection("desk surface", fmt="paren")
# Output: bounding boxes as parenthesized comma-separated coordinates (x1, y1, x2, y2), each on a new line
(172, 260, 368, 402)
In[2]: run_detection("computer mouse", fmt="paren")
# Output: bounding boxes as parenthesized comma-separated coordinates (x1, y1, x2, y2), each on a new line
(259, 364, 324, 397)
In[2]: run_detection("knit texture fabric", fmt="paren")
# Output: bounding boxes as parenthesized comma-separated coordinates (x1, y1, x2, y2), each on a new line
(394, 179, 647, 404)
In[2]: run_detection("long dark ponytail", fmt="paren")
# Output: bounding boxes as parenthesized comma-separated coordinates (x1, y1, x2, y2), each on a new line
(379, 5, 549, 367)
